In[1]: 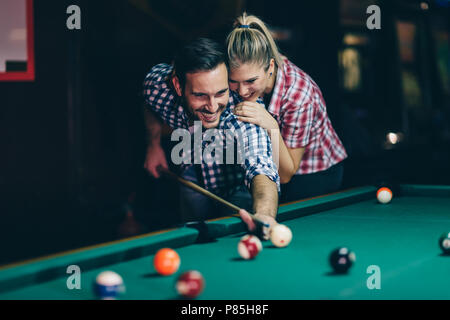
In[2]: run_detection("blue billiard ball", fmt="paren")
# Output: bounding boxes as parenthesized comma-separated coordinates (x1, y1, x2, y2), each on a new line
(93, 271, 125, 300)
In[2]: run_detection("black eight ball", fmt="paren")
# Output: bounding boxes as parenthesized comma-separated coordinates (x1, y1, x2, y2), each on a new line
(329, 247, 356, 273)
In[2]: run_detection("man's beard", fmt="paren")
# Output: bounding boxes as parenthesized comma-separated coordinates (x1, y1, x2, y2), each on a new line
(182, 96, 226, 125)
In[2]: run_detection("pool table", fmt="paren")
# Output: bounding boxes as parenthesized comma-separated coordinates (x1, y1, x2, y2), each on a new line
(1, 184, 450, 300)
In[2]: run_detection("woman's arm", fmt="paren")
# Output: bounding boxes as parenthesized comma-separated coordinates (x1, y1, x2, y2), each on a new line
(234, 101, 304, 183)
(270, 129, 305, 184)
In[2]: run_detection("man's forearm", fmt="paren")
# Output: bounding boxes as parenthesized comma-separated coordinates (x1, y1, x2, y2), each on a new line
(144, 108, 163, 147)
(251, 175, 278, 218)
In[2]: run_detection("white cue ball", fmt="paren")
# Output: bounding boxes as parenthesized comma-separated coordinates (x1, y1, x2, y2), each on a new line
(377, 187, 393, 204)
(270, 224, 292, 248)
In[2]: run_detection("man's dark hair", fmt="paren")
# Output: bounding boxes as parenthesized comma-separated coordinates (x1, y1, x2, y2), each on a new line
(173, 38, 228, 90)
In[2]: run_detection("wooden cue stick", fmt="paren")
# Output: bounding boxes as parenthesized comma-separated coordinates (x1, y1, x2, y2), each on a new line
(161, 169, 269, 227)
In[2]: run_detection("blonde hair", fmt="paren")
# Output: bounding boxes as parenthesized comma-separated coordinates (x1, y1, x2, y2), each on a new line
(226, 12, 284, 70)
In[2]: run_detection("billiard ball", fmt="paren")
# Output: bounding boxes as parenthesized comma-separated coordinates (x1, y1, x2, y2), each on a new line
(377, 187, 393, 204)
(439, 232, 450, 255)
(238, 234, 262, 259)
(270, 224, 292, 248)
(93, 271, 125, 300)
(329, 247, 356, 274)
(154, 248, 180, 276)
(175, 270, 205, 298)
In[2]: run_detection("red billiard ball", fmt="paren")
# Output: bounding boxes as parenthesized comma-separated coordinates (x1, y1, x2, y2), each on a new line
(175, 270, 205, 298)
(238, 234, 262, 259)
(153, 248, 180, 276)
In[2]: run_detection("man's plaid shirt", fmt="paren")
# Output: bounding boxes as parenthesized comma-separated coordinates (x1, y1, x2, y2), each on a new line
(143, 63, 280, 197)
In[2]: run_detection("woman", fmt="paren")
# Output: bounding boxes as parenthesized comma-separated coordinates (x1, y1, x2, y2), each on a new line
(226, 13, 347, 203)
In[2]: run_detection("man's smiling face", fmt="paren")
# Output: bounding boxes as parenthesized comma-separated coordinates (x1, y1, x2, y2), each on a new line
(175, 63, 230, 129)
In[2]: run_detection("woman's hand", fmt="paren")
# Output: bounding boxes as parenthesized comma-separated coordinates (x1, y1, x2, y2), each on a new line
(234, 101, 279, 132)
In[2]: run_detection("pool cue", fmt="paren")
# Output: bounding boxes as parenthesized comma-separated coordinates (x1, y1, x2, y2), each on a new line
(161, 169, 270, 228)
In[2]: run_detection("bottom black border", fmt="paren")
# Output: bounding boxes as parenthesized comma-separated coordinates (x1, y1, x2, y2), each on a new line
(1, 299, 447, 318)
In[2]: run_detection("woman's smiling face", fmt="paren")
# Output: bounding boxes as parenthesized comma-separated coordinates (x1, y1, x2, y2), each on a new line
(228, 62, 271, 102)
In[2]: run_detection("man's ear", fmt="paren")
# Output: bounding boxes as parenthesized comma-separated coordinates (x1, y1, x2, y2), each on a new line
(171, 75, 183, 97)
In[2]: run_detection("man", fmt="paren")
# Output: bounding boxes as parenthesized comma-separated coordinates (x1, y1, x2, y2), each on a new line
(142, 38, 279, 236)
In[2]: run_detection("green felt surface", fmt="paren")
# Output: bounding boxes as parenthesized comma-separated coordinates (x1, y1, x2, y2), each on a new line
(0, 227, 200, 294)
(1, 190, 450, 300)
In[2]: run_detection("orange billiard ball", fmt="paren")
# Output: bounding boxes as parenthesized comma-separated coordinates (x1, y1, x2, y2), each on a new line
(153, 248, 180, 276)
(377, 187, 393, 204)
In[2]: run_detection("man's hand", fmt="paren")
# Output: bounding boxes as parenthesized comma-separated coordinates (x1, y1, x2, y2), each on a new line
(143, 144, 168, 178)
(239, 209, 278, 240)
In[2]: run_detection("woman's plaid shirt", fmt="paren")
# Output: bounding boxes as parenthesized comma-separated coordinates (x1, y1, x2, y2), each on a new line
(267, 57, 347, 174)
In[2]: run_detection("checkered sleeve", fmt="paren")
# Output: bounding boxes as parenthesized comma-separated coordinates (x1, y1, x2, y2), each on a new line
(142, 63, 185, 129)
(235, 122, 280, 192)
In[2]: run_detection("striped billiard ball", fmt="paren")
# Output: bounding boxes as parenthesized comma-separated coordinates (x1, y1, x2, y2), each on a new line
(238, 234, 262, 259)
(175, 270, 205, 298)
(93, 271, 125, 300)
(439, 232, 450, 255)
(377, 187, 393, 204)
